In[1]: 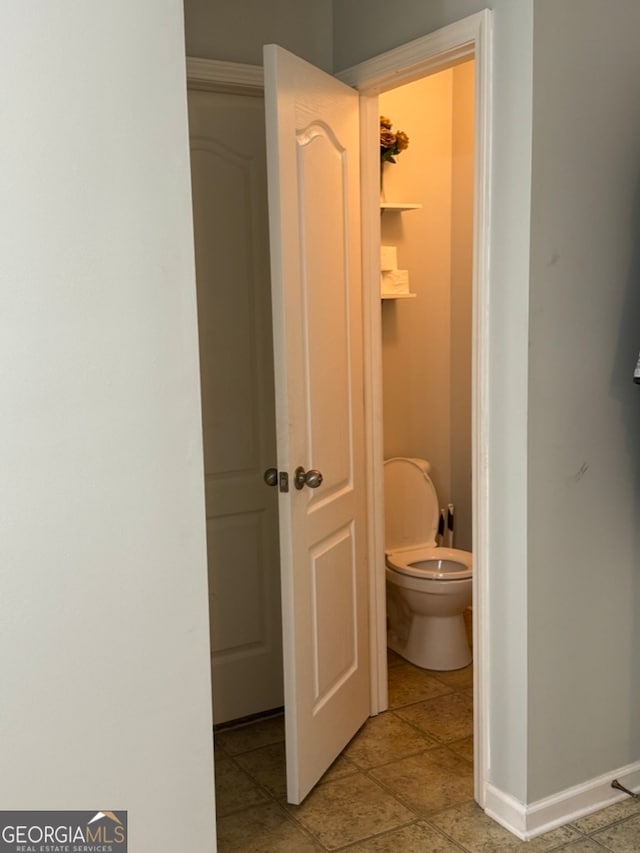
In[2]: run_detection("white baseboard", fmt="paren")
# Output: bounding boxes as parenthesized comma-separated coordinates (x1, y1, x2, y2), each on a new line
(484, 760, 640, 840)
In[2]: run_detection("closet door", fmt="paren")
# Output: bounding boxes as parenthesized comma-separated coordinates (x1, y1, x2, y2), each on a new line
(188, 87, 283, 724)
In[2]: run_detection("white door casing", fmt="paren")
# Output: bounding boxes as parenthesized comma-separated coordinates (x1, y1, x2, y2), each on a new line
(263, 44, 370, 803)
(338, 9, 493, 807)
(188, 86, 283, 724)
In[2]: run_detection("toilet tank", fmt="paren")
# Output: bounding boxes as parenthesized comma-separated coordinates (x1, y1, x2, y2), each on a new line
(383, 457, 440, 551)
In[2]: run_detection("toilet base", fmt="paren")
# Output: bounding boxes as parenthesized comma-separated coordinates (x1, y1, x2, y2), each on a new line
(388, 612, 472, 671)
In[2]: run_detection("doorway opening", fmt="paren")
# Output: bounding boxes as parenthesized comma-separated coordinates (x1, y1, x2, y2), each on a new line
(378, 59, 475, 662)
(344, 9, 492, 806)
(379, 61, 474, 547)
(187, 5, 492, 825)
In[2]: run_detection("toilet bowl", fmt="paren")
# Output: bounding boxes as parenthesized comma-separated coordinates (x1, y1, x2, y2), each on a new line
(384, 457, 472, 671)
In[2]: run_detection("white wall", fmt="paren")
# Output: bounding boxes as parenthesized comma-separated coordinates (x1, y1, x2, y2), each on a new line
(0, 3, 216, 849)
(184, 0, 333, 70)
(450, 61, 475, 553)
(527, 0, 640, 801)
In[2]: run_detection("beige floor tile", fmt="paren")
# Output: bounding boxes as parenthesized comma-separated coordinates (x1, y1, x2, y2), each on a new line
(286, 773, 414, 850)
(214, 758, 270, 817)
(344, 819, 464, 852)
(317, 752, 360, 785)
(388, 663, 454, 709)
(235, 742, 287, 799)
(234, 738, 359, 799)
(430, 801, 583, 852)
(343, 711, 438, 769)
(395, 690, 473, 743)
(387, 649, 405, 668)
(513, 826, 588, 852)
(570, 798, 640, 834)
(429, 663, 474, 692)
(213, 654, 484, 848)
(369, 746, 473, 815)
(448, 735, 474, 763)
(592, 813, 640, 851)
(553, 840, 612, 852)
(214, 734, 229, 760)
(216, 715, 285, 756)
(216, 802, 321, 851)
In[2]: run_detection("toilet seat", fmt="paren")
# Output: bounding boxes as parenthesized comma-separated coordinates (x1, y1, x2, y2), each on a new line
(386, 546, 472, 581)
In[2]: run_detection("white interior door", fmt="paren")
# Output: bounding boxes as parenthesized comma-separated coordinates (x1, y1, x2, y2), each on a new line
(188, 87, 283, 725)
(264, 44, 370, 803)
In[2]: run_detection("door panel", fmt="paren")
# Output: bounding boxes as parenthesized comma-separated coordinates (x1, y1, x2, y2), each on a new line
(188, 88, 283, 724)
(311, 525, 358, 703)
(264, 45, 370, 803)
(299, 129, 352, 492)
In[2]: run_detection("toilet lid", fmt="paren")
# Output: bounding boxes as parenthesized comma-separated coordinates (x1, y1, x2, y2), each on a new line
(384, 457, 439, 550)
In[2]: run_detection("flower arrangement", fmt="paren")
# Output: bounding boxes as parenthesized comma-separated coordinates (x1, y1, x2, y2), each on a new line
(380, 116, 409, 164)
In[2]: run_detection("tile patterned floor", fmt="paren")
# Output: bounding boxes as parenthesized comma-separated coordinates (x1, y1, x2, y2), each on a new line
(214, 653, 640, 851)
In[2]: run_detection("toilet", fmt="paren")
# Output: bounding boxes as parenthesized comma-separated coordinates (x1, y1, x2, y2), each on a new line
(384, 456, 472, 671)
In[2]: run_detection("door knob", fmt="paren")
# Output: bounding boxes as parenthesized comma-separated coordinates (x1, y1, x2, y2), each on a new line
(263, 467, 278, 487)
(294, 466, 323, 490)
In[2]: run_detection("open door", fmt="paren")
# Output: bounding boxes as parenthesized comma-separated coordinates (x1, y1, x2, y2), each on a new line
(263, 44, 370, 803)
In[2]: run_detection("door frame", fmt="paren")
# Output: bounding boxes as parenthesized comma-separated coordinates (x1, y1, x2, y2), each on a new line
(186, 57, 264, 95)
(187, 5, 493, 807)
(337, 9, 492, 806)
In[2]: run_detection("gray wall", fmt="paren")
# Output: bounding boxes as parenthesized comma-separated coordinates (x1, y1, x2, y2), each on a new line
(527, 0, 640, 801)
(481, 0, 534, 806)
(184, 0, 333, 70)
(333, 0, 493, 71)
(334, 0, 640, 810)
(334, 0, 535, 803)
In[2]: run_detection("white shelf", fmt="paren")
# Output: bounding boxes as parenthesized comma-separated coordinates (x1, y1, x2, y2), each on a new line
(380, 204, 420, 301)
(380, 202, 422, 211)
(381, 292, 417, 300)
